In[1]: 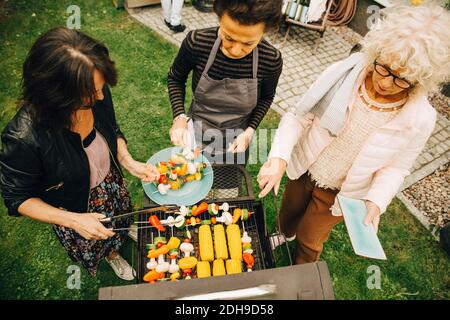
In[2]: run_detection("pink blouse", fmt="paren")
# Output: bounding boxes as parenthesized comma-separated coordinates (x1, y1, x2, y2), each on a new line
(84, 130, 111, 189)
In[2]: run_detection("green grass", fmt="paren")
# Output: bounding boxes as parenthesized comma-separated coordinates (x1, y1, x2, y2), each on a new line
(1, 0, 450, 300)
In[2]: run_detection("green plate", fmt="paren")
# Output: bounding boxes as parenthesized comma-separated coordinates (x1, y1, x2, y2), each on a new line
(142, 147, 214, 206)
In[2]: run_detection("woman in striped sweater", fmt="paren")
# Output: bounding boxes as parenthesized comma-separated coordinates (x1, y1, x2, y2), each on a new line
(167, 0, 283, 164)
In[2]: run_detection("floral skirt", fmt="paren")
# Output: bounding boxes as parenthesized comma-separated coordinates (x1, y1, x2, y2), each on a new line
(53, 164, 132, 276)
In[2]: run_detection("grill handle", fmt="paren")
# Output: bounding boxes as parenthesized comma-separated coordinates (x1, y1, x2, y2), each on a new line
(210, 164, 255, 201)
(239, 164, 255, 200)
(176, 284, 277, 300)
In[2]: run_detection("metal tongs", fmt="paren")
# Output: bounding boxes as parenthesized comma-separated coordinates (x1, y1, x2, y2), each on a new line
(100, 205, 179, 223)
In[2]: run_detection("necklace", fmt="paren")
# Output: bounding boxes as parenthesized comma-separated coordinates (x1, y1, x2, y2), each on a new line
(359, 80, 407, 113)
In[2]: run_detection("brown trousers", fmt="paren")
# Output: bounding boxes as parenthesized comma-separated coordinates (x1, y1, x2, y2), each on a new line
(279, 173, 343, 264)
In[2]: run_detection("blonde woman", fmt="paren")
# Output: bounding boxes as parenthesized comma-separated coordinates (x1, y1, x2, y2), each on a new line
(258, 4, 450, 264)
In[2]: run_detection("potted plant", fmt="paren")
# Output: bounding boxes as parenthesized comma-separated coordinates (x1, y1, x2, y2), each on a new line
(193, 0, 214, 13)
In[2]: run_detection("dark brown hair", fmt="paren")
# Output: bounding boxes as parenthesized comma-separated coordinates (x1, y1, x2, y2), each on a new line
(213, 0, 283, 30)
(21, 27, 117, 129)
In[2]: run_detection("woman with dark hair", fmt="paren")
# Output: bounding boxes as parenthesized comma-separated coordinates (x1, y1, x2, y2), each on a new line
(0, 27, 159, 279)
(168, 0, 283, 164)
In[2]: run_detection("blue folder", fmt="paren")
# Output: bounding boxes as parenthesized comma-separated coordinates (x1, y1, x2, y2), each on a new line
(337, 195, 387, 260)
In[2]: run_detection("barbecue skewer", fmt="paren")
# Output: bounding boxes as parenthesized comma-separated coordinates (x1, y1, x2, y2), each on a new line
(145, 170, 212, 194)
(112, 215, 179, 232)
(112, 218, 184, 232)
(112, 224, 167, 232)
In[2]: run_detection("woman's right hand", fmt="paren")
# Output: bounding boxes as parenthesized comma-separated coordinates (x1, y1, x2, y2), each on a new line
(169, 116, 189, 147)
(70, 213, 115, 241)
(257, 158, 287, 198)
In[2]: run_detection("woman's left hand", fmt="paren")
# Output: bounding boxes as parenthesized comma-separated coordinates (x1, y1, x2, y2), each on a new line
(227, 128, 255, 154)
(123, 158, 160, 182)
(364, 200, 381, 233)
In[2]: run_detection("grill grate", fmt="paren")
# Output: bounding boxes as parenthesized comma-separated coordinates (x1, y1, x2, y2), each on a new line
(138, 165, 275, 283)
(137, 199, 275, 282)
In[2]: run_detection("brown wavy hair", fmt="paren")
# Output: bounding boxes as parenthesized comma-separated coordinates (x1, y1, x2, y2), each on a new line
(21, 27, 117, 129)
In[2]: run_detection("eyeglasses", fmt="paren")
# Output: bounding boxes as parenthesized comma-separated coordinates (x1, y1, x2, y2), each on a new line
(373, 60, 414, 89)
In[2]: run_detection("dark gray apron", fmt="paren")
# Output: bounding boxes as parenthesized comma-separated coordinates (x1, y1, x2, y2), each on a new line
(188, 35, 259, 165)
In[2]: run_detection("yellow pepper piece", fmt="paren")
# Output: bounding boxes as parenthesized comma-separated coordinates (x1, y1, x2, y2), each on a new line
(167, 237, 181, 250)
(178, 256, 198, 270)
(147, 245, 169, 259)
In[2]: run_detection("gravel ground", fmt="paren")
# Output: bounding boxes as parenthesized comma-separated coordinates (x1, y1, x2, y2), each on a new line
(402, 163, 450, 229)
(329, 25, 362, 47)
(428, 91, 450, 120)
(403, 88, 449, 231)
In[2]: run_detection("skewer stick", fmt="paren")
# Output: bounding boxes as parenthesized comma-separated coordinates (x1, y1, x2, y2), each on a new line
(114, 225, 167, 232)
(166, 216, 175, 238)
(148, 167, 211, 196)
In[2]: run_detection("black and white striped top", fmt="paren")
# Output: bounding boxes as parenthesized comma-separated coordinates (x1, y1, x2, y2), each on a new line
(167, 27, 283, 130)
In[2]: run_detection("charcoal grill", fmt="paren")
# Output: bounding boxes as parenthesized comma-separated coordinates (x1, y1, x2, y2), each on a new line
(136, 199, 275, 281)
(99, 165, 335, 300)
(136, 165, 274, 281)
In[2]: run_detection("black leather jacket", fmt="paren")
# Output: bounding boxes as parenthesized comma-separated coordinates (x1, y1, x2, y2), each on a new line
(0, 86, 126, 217)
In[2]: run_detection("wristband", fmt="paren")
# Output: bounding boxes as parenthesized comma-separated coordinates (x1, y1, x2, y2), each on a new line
(174, 114, 189, 122)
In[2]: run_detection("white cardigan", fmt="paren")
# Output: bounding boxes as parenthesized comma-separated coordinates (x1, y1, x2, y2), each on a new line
(269, 64, 437, 216)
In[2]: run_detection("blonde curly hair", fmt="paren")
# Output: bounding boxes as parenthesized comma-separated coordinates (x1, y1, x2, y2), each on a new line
(362, 3, 450, 95)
